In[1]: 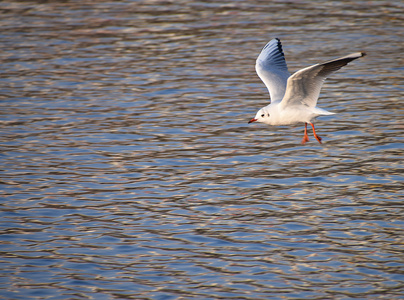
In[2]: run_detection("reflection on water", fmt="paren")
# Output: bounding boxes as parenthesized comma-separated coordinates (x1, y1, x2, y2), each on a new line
(1, 0, 403, 299)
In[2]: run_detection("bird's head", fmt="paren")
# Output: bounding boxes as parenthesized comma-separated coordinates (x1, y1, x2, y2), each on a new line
(248, 107, 270, 124)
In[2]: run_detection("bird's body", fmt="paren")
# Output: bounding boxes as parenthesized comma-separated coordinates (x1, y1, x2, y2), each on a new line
(248, 38, 365, 144)
(253, 103, 334, 126)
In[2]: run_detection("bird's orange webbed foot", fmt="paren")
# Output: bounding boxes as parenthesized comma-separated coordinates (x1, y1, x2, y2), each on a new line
(301, 135, 309, 145)
(314, 134, 322, 144)
(301, 123, 310, 145)
(310, 123, 322, 144)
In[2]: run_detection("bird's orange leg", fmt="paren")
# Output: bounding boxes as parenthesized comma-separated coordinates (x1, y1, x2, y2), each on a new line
(310, 123, 322, 144)
(301, 123, 310, 144)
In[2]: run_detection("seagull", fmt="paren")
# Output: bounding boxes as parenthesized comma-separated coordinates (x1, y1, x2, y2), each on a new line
(248, 38, 366, 144)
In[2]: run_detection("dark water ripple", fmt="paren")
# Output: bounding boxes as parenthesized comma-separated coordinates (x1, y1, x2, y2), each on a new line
(1, 0, 403, 299)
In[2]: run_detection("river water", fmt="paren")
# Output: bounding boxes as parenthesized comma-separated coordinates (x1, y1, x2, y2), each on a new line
(1, 1, 403, 299)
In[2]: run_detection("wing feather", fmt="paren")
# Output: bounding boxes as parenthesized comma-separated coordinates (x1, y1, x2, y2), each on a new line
(280, 52, 366, 108)
(255, 38, 290, 103)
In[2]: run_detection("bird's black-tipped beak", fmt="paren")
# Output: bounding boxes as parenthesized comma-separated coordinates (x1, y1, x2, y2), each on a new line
(248, 118, 257, 124)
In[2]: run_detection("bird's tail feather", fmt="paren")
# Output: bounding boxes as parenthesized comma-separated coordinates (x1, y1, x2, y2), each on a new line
(314, 107, 335, 116)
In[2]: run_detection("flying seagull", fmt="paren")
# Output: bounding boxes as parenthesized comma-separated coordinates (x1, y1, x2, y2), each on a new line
(248, 38, 366, 144)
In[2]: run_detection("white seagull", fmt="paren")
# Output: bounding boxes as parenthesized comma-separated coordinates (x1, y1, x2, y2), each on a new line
(248, 38, 366, 144)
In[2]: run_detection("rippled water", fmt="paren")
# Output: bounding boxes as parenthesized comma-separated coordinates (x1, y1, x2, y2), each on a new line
(1, 1, 403, 299)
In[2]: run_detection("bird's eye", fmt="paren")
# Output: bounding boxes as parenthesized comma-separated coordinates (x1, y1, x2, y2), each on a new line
(261, 114, 265, 117)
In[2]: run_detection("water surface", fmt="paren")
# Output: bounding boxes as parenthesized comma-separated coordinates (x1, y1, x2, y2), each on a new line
(1, 1, 403, 299)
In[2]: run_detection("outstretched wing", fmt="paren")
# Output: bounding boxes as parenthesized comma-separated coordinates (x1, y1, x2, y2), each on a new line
(255, 38, 290, 103)
(280, 52, 366, 109)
